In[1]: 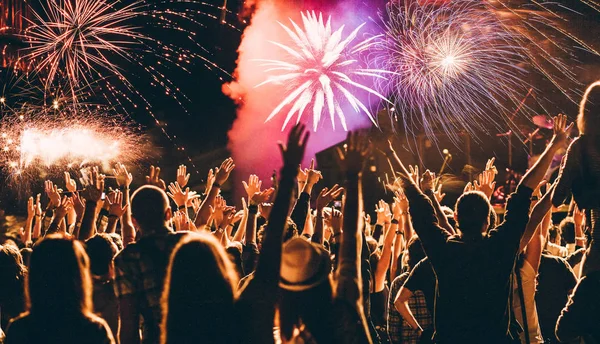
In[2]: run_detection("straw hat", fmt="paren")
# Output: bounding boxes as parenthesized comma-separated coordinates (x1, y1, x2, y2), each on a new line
(279, 237, 332, 291)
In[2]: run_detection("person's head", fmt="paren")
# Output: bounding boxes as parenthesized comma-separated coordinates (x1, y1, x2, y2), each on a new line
(455, 191, 491, 239)
(578, 81, 600, 136)
(559, 217, 576, 245)
(131, 185, 172, 233)
(162, 233, 238, 344)
(366, 236, 378, 255)
(549, 225, 561, 245)
(105, 232, 123, 252)
(278, 237, 333, 342)
(85, 234, 118, 277)
(0, 244, 27, 300)
(406, 236, 426, 270)
(26, 235, 92, 317)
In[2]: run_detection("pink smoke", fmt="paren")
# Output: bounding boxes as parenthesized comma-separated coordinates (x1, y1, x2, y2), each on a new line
(223, 0, 381, 197)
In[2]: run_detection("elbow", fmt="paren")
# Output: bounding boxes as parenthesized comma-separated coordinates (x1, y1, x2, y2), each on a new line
(555, 311, 580, 343)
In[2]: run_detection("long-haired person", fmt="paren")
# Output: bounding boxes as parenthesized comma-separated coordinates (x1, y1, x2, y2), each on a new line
(161, 233, 239, 344)
(554, 81, 600, 344)
(553, 81, 600, 275)
(0, 245, 26, 331)
(4, 236, 114, 344)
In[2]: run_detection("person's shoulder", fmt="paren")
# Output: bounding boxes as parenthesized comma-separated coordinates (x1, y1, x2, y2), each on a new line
(114, 241, 141, 263)
(541, 253, 569, 266)
(83, 314, 114, 342)
(5, 313, 32, 342)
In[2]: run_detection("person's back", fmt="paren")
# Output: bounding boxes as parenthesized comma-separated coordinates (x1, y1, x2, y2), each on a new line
(5, 236, 114, 344)
(536, 253, 578, 343)
(114, 185, 187, 344)
(433, 233, 521, 342)
(556, 270, 600, 343)
(403, 174, 534, 343)
(114, 230, 186, 343)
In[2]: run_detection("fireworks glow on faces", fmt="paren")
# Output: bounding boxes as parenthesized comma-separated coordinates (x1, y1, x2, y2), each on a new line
(369, 1, 530, 142)
(255, 11, 390, 132)
(0, 104, 145, 182)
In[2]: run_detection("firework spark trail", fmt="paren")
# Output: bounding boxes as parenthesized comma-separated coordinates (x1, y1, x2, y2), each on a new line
(255, 11, 390, 132)
(369, 1, 531, 143)
(23, 0, 239, 170)
(0, 104, 146, 182)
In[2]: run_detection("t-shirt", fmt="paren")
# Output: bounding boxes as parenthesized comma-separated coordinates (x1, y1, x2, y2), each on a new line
(114, 230, 187, 344)
(404, 183, 533, 343)
(535, 253, 578, 344)
(5, 313, 114, 344)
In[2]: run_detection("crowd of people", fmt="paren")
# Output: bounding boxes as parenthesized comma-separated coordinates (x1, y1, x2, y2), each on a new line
(0, 82, 599, 344)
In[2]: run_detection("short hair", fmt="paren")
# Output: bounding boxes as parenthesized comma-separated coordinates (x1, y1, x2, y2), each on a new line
(559, 217, 576, 244)
(578, 81, 600, 135)
(85, 234, 117, 276)
(549, 225, 561, 243)
(105, 233, 123, 251)
(455, 191, 491, 237)
(131, 185, 170, 230)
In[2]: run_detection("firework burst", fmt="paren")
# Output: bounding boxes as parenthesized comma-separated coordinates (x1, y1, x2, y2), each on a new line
(23, 0, 236, 119)
(370, 1, 530, 142)
(256, 11, 390, 131)
(0, 104, 146, 183)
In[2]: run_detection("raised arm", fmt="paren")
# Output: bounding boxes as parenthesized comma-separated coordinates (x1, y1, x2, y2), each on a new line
(335, 131, 372, 343)
(552, 138, 579, 207)
(291, 160, 321, 232)
(399, 170, 451, 266)
(113, 163, 135, 245)
(254, 124, 308, 281)
(521, 114, 572, 190)
(313, 185, 343, 245)
(194, 158, 235, 227)
(519, 182, 554, 252)
(79, 167, 105, 241)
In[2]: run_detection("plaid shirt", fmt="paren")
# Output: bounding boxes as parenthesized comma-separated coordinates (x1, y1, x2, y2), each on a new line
(114, 230, 186, 344)
(387, 273, 433, 344)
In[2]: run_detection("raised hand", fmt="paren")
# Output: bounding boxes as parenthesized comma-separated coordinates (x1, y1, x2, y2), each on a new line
(376, 200, 392, 225)
(316, 184, 344, 210)
(464, 182, 475, 193)
(72, 192, 85, 219)
(214, 158, 235, 186)
(331, 209, 343, 234)
(251, 188, 275, 205)
(485, 157, 498, 180)
(107, 191, 128, 217)
(55, 195, 73, 219)
(64, 172, 77, 193)
(304, 159, 323, 186)
(190, 197, 201, 214)
(243, 174, 262, 200)
(408, 165, 420, 186)
(82, 167, 105, 203)
(395, 190, 409, 214)
(204, 168, 215, 194)
(27, 196, 36, 220)
(551, 113, 574, 148)
(433, 178, 446, 203)
(177, 164, 190, 188)
(420, 170, 436, 192)
(146, 165, 166, 190)
(336, 131, 370, 175)
(44, 180, 61, 208)
(474, 170, 496, 199)
(167, 182, 192, 208)
(278, 123, 310, 169)
(113, 163, 133, 188)
(210, 196, 226, 227)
